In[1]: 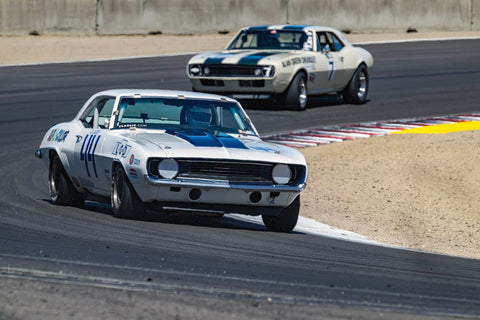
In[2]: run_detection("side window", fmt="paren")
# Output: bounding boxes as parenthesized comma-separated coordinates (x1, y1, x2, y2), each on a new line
(97, 99, 115, 128)
(316, 32, 344, 52)
(316, 32, 328, 52)
(82, 97, 115, 129)
(327, 32, 344, 52)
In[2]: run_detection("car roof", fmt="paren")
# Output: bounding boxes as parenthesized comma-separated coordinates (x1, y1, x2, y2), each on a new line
(93, 89, 238, 103)
(242, 25, 340, 33)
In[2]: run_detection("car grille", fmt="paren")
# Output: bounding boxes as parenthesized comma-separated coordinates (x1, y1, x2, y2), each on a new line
(148, 158, 306, 186)
(149, 159, 274, 184)
(202, 64, 263, 77)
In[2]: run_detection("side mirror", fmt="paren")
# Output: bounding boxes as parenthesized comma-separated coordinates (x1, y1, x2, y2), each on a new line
(322, 44, 331, 54)
(104, 118, 110, 128)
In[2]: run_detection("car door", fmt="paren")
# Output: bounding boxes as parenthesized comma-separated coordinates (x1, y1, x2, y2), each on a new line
(315, 31, 348, 90)
(73, 96, 115, 196)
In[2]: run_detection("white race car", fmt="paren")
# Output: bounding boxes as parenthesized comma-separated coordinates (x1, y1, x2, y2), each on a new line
(35, 89, 308, 232)
(187, 25, 374, 110)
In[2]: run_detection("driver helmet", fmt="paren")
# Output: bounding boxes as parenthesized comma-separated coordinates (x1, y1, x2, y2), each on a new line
(187, 105, 213, 127)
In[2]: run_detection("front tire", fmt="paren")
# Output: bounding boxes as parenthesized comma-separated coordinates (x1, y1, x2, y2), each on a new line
(262, 196, 300, 232)
(49, 153, 84, 206)
(111, 165, 145, 219)
(284, 72, 308, 111)
(342, 64, 369, 104)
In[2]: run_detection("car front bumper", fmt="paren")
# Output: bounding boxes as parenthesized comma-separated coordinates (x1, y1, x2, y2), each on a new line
(136, 174, 304, 211)
(189, 75, 291, 96)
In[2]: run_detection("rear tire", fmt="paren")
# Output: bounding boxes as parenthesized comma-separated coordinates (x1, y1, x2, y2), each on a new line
(342, 64, 369, 104)
(284, 72, 308, 111)
(111, 165, 145, 219)
(262, 196, 300, 232)
(49, 153, 84, 206)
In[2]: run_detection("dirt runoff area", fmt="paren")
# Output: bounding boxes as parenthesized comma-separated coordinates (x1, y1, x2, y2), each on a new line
(300, 130, 480, 260)
(1, 31, 479, 260)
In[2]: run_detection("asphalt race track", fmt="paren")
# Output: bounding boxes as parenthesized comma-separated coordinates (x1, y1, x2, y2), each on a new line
(0, 39, 480, 319)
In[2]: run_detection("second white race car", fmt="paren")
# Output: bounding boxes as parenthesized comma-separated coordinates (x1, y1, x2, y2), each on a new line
(187, 25, 374, 110)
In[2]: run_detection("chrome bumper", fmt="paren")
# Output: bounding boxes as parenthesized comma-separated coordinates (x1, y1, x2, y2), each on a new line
(144, 175, 305, 193)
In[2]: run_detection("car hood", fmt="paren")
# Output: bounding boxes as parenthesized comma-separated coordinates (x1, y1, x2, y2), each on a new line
(119, 129, 306, 165)
(189, 50, 303, 66)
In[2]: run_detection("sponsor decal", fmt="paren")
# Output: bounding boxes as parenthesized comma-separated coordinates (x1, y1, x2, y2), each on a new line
(47, 129, 69, 142)
(117, 123, 147, 129)
(80, 134, 101, 178)
(129, 154, 140, 166)
(129, 168, 138, 179)
(112, 140, 132, 158)
(283, 56, 316, 67)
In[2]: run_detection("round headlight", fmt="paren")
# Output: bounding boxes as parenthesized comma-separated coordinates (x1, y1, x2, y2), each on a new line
(204, 66, 210, 75)
(190, 65, 201, 75)
(254, 68, 262, 76)
(272, 164, 292, 185)
(158, 159, 179, 179)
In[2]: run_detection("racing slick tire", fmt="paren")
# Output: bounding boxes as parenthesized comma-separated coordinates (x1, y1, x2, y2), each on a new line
(111, 165, 146, 220)
(49, 153, 84, 206)
(342, 64, 369, 104)
(284, 72, 308, 111)
(262, 196, 300, 232)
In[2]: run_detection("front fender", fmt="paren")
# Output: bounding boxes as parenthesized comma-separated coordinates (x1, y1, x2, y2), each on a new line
(273, 66, 309, 94)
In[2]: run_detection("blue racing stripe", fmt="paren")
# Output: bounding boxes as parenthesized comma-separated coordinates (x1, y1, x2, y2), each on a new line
(179, 131, 222, 147)
(84, 135, 94, 177)
(167, 129, 248, 149)
(217, 136, 248, 149)
(247, 25, 269, 31)
(91, 135, 101, 178)
(204, 52, 237, 64)
(237, 52, 277, 65)
(80, 134, 89, 161)
(282, 25, 308, 31)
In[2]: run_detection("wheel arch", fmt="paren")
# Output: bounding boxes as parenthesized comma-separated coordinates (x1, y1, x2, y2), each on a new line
(283, 68, 308, 94)
(111, 160, 140, 198)
(48, 148, 67, 172)
(291, 68, 308, 83)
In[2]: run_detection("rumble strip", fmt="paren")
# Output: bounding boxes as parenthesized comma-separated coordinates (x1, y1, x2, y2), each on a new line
(263, 114, 480, 148)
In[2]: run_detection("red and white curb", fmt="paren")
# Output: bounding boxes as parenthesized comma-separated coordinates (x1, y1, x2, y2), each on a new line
(263, 114, 480, 148)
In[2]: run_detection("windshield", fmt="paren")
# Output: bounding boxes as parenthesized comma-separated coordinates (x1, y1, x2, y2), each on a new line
(114, 97, 256, 135)
(228, 29, 309, 50)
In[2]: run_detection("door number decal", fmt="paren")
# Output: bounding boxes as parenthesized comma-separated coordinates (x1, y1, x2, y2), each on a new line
(80, 134, 101, 178)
